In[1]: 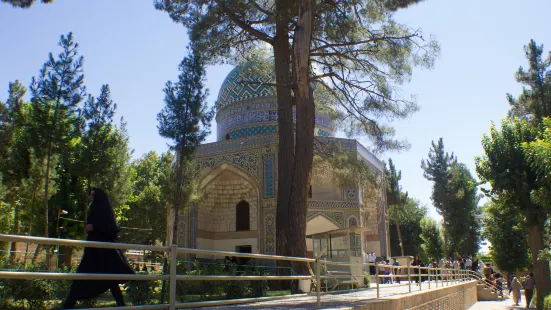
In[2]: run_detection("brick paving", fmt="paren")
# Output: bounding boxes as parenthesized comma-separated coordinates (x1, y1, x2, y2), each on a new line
(201, 280, 465, 309)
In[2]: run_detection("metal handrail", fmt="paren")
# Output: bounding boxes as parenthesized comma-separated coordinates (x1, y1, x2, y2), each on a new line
(465, 270, 509, 298)
(0, 234, 476, 309)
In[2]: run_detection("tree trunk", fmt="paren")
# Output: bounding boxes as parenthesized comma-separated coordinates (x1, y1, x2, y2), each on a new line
(274, 0, 294, 267)
(172, 152, 185, 246)
(288, 0, 314, 280)
(57, 246, 73, 270)
(8, 204, 20, 265)
(441, 209, 448, 257)
(393, 203, 405, 256)
(525, 213, 550, 310)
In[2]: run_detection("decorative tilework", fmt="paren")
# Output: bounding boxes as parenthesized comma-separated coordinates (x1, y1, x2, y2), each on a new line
(216, 99, 276, 122)
(307, 200, 360, 209)
(263, 151, 276, 198)
(197, 134, 276, 156)
(348, 216, 358, 227)
(345, 187, 357, 200)
(197, 150, 261, 181)
(263, 199, 276, 253)
(217, 108, 335, 140)
(307, 211, 345, 228)
(227, 125, 278, 139)
(317, 128, 332, 137)
(264, 215, 276, 253)
(216, 62, 277, 111)
(264, 159, 274, 197)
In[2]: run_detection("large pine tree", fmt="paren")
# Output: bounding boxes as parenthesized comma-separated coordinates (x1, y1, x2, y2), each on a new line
(386, 158, 406, 256)
(156, 0, 437, 273)
(29, 32, 85, 238)
(421, 138, 455, 254)
(157, 46, 213, 246)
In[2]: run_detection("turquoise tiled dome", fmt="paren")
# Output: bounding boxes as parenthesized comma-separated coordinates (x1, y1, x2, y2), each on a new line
(216, 62, 276, 112)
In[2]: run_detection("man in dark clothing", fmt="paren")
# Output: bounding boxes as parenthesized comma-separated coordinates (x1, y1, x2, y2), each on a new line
(524, 272, 535, 308)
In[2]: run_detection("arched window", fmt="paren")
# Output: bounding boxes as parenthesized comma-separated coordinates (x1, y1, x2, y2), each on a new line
(226, 133, 231, 140)
(236, 201, 250, 231)
(348, 216, 358, 227)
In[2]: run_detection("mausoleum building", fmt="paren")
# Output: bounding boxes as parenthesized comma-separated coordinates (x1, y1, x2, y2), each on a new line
(168, 62, 390, 259)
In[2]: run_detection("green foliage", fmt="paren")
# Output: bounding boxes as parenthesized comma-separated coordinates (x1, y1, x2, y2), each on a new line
(543, 293, 551, 310)
(445, 163, 481, 256)
(422, 138, 481, 256)
(482, 199, 529, 274)
(523, 117, 551, 207)
(124, 269, 158, 305)
(157, 46, 213, 245)
(388, 197, 427, 257)
(312, 143, 377, 190)
(421, 138, 456, 220)
(419, 217, 444, 262)
(1, 262, 55, 309)
(175, 260, 270, 301)
(28, 32, 86, 237)
(120, 151, 173, 245)
(507, 40, 551, 122)
(76, 84, 118, 190)
(155, 0, 437, 151)
(1, 0, 53, 9)
(476, 119, 541, 219)
(157, 46, 213, 157)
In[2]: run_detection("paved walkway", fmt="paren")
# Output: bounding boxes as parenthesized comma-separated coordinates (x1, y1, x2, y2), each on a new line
(469, 291, 535, 310)
(202, 281, 464, 309)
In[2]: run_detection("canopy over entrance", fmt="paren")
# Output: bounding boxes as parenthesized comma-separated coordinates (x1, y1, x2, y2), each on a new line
(307, 227, 373, 261)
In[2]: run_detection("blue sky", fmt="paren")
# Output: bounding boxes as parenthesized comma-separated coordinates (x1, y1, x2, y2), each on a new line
(1, 0, 550, 222)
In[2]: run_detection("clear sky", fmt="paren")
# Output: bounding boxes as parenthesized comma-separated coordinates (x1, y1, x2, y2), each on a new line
(1, 0, 551, 222)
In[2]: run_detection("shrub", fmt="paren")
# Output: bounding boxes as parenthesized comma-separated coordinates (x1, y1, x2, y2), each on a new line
(125, 268, 158, 305)
(543, 293, 551, 310)
(2, 262, 55, 309)
(363, 272, 371, 288)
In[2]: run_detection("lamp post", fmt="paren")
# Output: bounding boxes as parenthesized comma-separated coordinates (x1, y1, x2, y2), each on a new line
(56, 209, 68, 238)
(56, 209, 68, 269)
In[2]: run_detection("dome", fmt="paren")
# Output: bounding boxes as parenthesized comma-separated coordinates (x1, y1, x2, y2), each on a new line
(216, 62, 276, 112)
(215, 61, 335, 141)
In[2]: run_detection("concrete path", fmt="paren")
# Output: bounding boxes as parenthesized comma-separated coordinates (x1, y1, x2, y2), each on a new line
(201, 280, 464, 309)
(469, 291, 535, 310)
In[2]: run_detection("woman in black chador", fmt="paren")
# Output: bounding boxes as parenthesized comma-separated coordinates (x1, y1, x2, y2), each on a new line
(63, 188, 134, 308)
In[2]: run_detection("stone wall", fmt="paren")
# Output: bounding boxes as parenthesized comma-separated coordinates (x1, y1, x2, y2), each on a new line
(349, 281, 478, 310)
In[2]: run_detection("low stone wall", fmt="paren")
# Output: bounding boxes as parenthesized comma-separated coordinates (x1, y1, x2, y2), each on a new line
(350, 280, 478, 310)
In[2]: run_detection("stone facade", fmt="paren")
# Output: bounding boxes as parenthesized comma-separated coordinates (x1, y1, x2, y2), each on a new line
(171, 61, 390, 258)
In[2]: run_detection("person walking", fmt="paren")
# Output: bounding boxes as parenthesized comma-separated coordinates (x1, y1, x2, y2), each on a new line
(509, 276, 522, 306)
(62, 188, 135, 308)
(524, 272, 535, 308)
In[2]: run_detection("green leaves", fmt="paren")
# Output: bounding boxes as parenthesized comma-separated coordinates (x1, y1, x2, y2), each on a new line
(482, 199, 529, 274)
(419, 217, 444, 262)
(157, 47, 213, 156)
(422, 138, 481, 256)
(507, 40, 551, 121)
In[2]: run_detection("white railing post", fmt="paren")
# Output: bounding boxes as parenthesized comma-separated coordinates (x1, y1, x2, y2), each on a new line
(418, 266, 422, 291)
(428, 267, 431, 289)
(375, 261, 380, 298)
(436, 267, 438, 288)
(169, 244, 177, 310)
(316, 258, 321, 308)
(407, 260, 411, 293)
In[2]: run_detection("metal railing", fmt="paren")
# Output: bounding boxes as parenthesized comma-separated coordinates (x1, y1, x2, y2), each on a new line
(0, 234, 475, 309)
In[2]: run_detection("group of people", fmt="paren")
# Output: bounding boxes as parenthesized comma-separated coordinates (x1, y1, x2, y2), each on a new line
(492, 272, 535, 308)
(364, 254, 486, 285)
